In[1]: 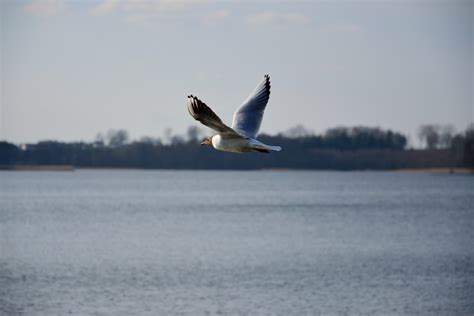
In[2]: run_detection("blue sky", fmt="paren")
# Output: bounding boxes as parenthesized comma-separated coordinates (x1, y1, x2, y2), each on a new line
(1, 0, 472, 145)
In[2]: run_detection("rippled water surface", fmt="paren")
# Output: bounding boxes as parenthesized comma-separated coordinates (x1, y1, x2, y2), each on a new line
(1, 170, 473, 315)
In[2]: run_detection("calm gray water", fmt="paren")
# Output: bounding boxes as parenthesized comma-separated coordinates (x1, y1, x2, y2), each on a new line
(1, 170, 473, 315)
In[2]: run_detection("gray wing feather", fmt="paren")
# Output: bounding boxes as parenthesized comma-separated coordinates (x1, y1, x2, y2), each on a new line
(187, 95, 236, 134)
(231, 74, 271, 138)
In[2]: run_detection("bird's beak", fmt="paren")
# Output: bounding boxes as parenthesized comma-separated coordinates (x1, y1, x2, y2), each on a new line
(200, 140, 207, 146)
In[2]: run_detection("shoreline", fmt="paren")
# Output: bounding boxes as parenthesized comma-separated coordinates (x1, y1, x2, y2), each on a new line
(0, 165, 75, 171)
(394, 167, 473, 174)
(1, 165, 472, 174)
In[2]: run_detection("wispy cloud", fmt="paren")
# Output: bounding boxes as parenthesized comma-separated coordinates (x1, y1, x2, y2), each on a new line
(89, 0, 219, 25)
(23, 0, 64, 16)
(121, 0, 157, 13)
(247, 11, 308, 28)
(90, 0, 213, 15)
(158, 0, 213, 11)
(90, 0, 119, 16)
(201, 9, 230, 25)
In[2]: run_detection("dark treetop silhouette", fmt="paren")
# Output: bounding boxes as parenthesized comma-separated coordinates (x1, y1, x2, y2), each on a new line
(1, 125, 472, 170)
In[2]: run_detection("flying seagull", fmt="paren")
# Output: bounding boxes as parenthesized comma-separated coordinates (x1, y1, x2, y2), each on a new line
(187, 74, 281, 154)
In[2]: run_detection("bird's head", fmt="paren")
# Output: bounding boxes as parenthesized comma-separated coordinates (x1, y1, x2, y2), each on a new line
(200, 137, 212, 147)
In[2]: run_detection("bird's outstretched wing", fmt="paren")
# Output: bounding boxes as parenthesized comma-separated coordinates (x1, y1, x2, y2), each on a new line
(231, 74, 271, 139)
(187, 95, 236, 134)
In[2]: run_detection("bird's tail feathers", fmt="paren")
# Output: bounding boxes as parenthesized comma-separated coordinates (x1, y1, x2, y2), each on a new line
(252, 143, 281, 153)
(249, 138, 281, 153)
(266, 145, 281, 152)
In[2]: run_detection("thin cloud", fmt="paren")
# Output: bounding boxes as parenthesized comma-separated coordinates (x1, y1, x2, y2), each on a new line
(90, 0, 212, 15)
(23, 0, 64, 16)
(201, 9, 230, 25)
(122, 0, 157, 13)
(90, 0, 119, 16)
(90, 0, 217, 25)
(247, 11, 308, 28)
(158, 0, 213, 11)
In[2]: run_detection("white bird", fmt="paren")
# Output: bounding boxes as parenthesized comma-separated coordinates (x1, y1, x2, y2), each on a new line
(187, 74, 282, 154)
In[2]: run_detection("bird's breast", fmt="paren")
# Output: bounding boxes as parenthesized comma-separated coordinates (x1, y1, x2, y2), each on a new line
(211, 135, 252, 153)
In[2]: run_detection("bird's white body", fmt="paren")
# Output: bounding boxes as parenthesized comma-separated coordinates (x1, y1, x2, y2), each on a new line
(187, 74, 281, 154)
(211, 134, 281, 153)
(211, 134, 250, 153)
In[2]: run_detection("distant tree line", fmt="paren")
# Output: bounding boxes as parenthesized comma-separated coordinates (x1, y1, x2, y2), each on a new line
(418, 124, 458, 149)
(0, 125, 473, 170)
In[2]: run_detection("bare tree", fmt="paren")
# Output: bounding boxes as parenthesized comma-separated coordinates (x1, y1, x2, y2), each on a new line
(464, 123, 474, 167)
(186, 126, 203, 142)
(439, 125, 455, 148)
(171, 135, 185, 145)
(466, 123, 474, 133)
(418, 124, 441, 149)
(284, 124, 312, 138)
(139, 136, 161, 145)
(106, 129, 129, 147)
(94, 132, 105, 147)
(164, 128, 173, 145)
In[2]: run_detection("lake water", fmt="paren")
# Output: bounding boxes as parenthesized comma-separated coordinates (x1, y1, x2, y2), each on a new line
(1, 170, 473, 315)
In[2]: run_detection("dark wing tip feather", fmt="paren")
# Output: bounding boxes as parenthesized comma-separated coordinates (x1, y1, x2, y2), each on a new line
(186, 94, 235, 134)
(187, 95, 222, 123)
(264, 74, 271, 97)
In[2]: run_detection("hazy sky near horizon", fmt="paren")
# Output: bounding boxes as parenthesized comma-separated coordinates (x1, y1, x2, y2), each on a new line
(1, 0, 472, 145)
